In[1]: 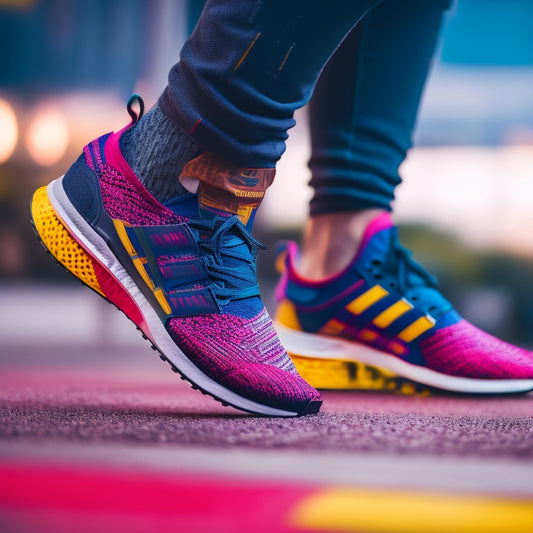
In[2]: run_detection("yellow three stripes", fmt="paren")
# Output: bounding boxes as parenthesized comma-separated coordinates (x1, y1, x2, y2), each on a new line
(398, 315, 435, 342)
(346, 285, 435, 343)
(113, 220, 172, 315)
(346, 285, 388, 315)
(373, 299, 412, 328)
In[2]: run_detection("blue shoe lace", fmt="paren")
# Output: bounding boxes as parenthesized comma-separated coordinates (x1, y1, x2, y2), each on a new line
(364, 227, 451, 317)
(188, 215, 263, 305)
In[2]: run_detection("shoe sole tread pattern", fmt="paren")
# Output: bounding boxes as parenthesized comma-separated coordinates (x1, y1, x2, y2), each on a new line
(31, 178, 319, 417)
(275, 322, 533, 396)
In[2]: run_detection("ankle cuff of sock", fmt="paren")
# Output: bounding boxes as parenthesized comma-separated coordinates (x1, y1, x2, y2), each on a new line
(120, 101, 204, 203)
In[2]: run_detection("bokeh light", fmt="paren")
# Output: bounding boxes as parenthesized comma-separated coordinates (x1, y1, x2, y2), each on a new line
(0, 98, 19, 164)
(25, 106, 69, 166)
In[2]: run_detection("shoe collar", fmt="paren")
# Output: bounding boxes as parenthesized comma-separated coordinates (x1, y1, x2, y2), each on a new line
(284, 212, 395, 288)
(354, 212, 395, 262)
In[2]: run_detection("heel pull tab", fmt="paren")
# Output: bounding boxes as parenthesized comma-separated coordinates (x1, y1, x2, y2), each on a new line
(127, 94, 145, 124)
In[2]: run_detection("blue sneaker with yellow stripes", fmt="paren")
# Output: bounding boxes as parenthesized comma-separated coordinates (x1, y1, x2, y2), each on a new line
(274, 213, 533, 395)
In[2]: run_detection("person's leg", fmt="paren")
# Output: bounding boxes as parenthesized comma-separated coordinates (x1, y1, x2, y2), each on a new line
(30, 0, 385, 415)
(119, 0, 383, 210)
(301, 0, 450, 279)
(159, 0, 381, 169)
(275, 0, 533, 394)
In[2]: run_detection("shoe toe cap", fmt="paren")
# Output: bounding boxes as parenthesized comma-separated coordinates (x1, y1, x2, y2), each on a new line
(222, 363, 322, 415)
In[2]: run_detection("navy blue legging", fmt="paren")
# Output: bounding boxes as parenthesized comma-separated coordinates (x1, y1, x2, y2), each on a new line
(308, 0, 451, 214)
(160, 0, 450, 211)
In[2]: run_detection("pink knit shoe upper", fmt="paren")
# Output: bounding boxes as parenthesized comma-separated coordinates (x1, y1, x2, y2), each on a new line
(84, 132, 185, 226)
(169, 308, 321, 410)
(81, 130, 322, 413)
(421, 319, 533, 379)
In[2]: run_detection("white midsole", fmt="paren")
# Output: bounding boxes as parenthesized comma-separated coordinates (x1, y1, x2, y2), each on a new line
(275, 321, 533, 394)
(47, 177, 297, 416)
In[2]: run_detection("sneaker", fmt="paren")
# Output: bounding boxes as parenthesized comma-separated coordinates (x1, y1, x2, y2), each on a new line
(274, 213, 533, 395)
(30, 99, 322, 416)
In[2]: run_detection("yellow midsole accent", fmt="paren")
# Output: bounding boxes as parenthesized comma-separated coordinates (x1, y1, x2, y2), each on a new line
(346, 285, 388, 315)
(289, 488, 533, 533)
(398, 315, 435, 343)
(290, 354, 428, 395)
(31, 186, 103, 296)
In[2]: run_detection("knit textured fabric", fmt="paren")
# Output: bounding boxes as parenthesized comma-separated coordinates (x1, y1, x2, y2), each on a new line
(169, 308, 320, 409)
(120, 103, 204, 204)
(82, 131, 321, 411)
(420, 320, 533, 379)
(275, 212, 533, 391)
(98, 161, 186, 226)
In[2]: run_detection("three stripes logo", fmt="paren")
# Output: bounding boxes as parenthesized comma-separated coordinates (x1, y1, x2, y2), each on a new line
(320, 284, 436, 354)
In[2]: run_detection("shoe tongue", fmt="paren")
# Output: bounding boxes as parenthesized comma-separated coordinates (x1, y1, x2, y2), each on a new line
(163, 183, 255, 272)
(179, 152, 275, 230)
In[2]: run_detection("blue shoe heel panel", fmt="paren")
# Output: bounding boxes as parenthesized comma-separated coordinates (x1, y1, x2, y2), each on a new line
(62, 154, 102, 225)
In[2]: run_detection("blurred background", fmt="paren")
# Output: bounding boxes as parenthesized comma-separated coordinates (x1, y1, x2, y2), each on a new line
(1, 0, 533, 349)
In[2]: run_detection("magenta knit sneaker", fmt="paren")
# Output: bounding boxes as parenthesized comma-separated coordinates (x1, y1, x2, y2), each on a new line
(275, 213, 533, 395)
(30, 101, 322, 416)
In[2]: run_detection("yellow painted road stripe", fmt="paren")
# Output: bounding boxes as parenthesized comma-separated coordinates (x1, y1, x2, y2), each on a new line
(289, 488, 533, 533)
(346, 286, 388, 315)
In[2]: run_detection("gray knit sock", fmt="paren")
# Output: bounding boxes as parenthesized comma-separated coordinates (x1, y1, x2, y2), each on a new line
(120, 103, 203, 204)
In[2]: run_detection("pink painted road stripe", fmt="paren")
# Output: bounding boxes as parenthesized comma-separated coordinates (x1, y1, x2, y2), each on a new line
(0, 463, 319, 533)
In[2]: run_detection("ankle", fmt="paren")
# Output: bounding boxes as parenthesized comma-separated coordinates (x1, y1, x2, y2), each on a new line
(299, 209, 387, 280)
